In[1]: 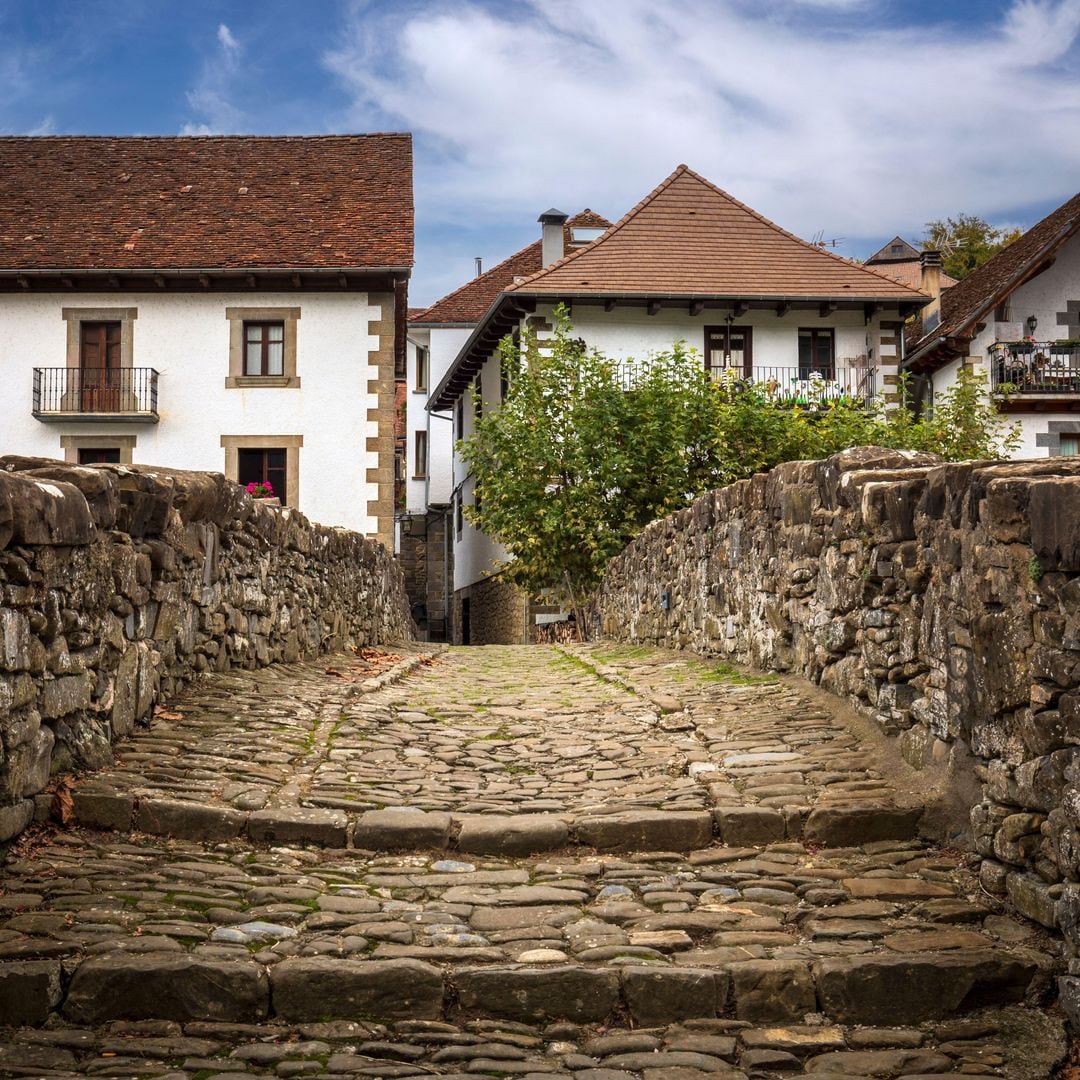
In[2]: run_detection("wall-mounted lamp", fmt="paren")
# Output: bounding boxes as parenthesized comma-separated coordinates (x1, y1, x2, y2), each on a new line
(1026, 315, 1038, 336)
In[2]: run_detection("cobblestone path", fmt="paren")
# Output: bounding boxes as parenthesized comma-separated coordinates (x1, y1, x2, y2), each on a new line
(0, 644, 1067, 1079)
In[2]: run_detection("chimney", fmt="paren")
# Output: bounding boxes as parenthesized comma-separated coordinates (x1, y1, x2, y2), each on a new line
(920, 249, 943, 333)
(475, 256, 483, 277)
(539, 208, 569, 267)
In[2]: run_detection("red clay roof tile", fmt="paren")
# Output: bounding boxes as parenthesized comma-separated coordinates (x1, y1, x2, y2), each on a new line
(0, 134, 413, 271)
(413, 210, 612, 325)
(508, 166, 928, 302)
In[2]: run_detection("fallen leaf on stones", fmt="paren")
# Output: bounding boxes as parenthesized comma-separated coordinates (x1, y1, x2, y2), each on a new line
(153, 706, 184, 720)
(52, 776, 75, 825)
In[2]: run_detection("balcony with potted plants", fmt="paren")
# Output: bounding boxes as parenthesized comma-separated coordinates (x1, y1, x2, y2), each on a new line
(988, 339, 1080, 397)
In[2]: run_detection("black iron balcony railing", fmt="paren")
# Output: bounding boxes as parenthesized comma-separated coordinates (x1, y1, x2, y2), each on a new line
(33, 367, 160, 422)
(989, 342, 1080, 394)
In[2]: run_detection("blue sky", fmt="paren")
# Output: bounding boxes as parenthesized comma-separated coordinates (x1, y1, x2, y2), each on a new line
(2, 0, 1080, 304)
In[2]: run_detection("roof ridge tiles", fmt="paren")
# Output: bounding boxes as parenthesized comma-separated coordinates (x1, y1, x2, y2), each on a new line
(505, 162, 928, 302)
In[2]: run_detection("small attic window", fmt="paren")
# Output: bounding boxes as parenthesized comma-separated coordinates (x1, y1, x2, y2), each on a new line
(570, 227, 606, 245)
(890, 243, 903, 254)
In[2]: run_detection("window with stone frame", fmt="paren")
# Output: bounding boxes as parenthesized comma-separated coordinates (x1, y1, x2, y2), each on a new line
(244, 321, 286, 377)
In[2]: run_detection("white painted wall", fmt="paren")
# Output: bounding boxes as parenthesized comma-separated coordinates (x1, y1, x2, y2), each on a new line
(557, 303, 876, 375)
(452, 346, 509, 589)
(405, 324, 471, 513)
(1, 290, 382, 534)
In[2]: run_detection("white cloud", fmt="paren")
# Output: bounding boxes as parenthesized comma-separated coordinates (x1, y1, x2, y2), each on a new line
(181, 22, 246, 134)
(217, 23, 240, 53)
(325, 0, 1080, 275)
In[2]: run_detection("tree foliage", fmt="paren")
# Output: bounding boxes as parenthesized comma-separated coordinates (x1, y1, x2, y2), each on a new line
(459, 308, 1019, 600)
(922, 212, 1022, 280)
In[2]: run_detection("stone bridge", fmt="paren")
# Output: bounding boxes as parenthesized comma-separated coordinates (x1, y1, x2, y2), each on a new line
(0, 642, 1066, 1078)
(0, 454, 1077, 1078)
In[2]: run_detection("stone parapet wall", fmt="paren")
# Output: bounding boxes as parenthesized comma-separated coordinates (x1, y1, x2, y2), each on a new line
(0, 456, 412, 841)
(595, 446, 1080, 950)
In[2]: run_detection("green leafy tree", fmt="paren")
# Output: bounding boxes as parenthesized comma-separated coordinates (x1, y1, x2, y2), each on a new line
(460, 309, 729, 601)
(922, 213, 1022, 280)
(460, 308, 1019, 601)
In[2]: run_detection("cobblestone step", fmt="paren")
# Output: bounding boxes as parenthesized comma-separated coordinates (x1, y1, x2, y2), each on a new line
(0, 643, 1069, 1077)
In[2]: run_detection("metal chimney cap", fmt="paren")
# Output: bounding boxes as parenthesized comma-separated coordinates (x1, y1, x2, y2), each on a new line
(920, 249, 943, 267)
(538, 208, 569, 224)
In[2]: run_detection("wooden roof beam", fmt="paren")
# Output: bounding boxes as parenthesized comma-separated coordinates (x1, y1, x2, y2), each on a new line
(689, 301, 704, 316)
(775, 301, 791, 317)
(819, 302, 838, 318)
(733, 301, 748, 317)
(647, 300, 662, 316)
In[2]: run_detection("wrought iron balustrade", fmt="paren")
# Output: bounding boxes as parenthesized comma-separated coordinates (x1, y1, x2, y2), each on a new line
(989, 342, 1080, 394)
(32, 367, 160, 421)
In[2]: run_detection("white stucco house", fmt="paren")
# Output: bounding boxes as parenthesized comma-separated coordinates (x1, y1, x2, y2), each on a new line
(0, 134, 413, 545)
(906, 191, 1080, 459)
(428, 165, 930, 644)
(400, 210, 609, 639)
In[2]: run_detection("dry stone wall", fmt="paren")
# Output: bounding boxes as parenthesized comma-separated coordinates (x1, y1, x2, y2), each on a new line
(595, 446, 1080, 952)
(0, 456, 411, 842)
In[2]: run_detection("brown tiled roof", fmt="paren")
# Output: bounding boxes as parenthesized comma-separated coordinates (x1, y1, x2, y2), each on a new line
(910, 191, 1080, 356)
(507, 166, 928, 302)
(413, 210, 612, 325)
(866, 236, 921, 263)
(872, 260, 958, 291)
(0, 135, 413, 271)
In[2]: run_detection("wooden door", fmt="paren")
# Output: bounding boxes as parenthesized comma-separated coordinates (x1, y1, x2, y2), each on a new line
(80, 322, 122, 412)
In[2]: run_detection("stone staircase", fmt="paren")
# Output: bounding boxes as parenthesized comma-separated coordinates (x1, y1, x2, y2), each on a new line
(0, 644, 1068, 1078)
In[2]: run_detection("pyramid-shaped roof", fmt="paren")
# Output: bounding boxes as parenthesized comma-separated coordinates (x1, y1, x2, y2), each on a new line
(413, 210, 611, 326)
(507, 166, 927, 302)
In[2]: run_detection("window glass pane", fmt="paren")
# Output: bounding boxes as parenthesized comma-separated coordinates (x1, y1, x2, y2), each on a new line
(1061, 436, 1079, 456)
(245, 324, 261, 344)
(245, 341, 262, 375)
(267, 341, 284, 376)
(267, 323, 284, 343)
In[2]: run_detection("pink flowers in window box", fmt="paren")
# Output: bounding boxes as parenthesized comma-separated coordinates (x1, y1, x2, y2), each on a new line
(246, 480, 274, 499)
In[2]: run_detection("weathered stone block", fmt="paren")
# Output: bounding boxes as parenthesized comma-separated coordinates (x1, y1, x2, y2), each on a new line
(455, 965, 619, 1023)
(270, 957, 443, 1021)
(804, 805, 922, 846)
(456, 813, 568, 856)
(713, 806, 784, 846)
(137, 798, 247, 841)
(0, 960, 62, 1024)
(815, 951, 1039, 1025)
(72, 788, 135, 831)
(63, 954, 268, 1023)
(40, 673, 92, 720)
(729, 960, 815, 1023)
(1007, 871, 1059, 928)
(248, 807, 347, 847)
(1030, 477, 1080, 571)
(574, 811, 713, 852)
(353, 808, 452, 851)
(0, 800, 34, 843)
(620, 966, 727, 1025)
